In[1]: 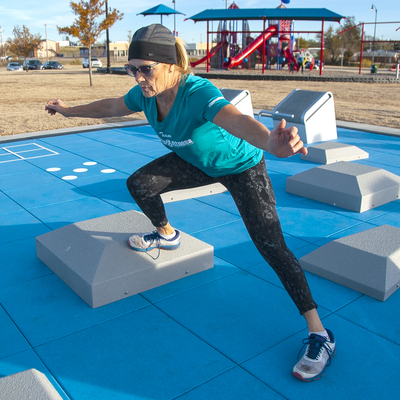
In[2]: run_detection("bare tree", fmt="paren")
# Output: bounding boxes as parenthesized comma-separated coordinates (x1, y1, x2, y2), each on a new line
(58, 0, 123, 86)
(124, 30, 132, 56)
(322, 25, 342, 63)
(6, 25, 42, 72)
(296, 37, 308, 49)
(338, 16, 361, 66)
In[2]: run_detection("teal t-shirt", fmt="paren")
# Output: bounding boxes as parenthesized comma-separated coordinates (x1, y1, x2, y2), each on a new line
(124, 74, 263, 177)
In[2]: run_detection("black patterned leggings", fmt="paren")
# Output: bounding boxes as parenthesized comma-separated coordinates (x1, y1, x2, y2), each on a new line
(126, 152, 317, 315)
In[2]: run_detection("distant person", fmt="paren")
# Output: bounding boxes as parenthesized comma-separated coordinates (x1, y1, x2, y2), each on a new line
(302, 56, 307, 73)
(289, 59, 295, 73)
(45, 23, 336, 382)
(297, 53, 304, 73)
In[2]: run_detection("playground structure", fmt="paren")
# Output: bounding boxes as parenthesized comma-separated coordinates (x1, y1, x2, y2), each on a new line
(189, 4, 300, 71)
(187, 6, 345, 75)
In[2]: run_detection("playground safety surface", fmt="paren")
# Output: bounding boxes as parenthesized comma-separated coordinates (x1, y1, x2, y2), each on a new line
(1, 119, 400, 399)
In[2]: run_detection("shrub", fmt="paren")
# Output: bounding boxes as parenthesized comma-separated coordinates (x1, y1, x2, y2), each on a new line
(69, 58, 82, 65)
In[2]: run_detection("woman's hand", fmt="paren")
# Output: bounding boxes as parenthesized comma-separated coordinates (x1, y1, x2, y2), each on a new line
(267, 119, 308, 158)
(45, 99, 69, 116)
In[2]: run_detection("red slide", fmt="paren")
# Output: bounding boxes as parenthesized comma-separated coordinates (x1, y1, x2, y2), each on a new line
(222, 26, 277, 69)
(190, 40, 226, 67)
(284, 48, 299, 71)
(284, 48, 296, 66)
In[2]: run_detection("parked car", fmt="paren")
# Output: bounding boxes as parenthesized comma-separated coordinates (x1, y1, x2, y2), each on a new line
(82, 57, 102, 68)
(23, 59, 43, 70)
(43, 61, 63, 69)
(6, 62, 23, 71)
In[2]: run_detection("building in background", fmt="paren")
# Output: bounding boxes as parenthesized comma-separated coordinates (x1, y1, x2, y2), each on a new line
(185, 42, 208, 57)
(35, 39, 61, 58)
(109, 41, 129, 60)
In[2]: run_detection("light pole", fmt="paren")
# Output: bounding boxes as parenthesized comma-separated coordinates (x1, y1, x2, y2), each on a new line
(0, 26, 4, 59)
(371, 4, 377, 66)
(45, 24, 49, 61)
(172, 0, 176, 35)
(105, 0, 111, 73)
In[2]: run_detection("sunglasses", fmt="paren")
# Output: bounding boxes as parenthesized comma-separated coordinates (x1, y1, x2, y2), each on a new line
(125, 62, 160, 77)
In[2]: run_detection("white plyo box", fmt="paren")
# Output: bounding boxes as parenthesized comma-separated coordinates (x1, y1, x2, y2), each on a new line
(271, 89, 337, 144)
(220, 88, 254, 118)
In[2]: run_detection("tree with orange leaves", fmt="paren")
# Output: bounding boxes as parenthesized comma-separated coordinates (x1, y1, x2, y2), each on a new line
(6, 25, 42, 72)
(58, 0, 123, 86)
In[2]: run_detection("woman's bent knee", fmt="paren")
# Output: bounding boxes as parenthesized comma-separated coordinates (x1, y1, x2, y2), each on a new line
(126, 172, 144, 200)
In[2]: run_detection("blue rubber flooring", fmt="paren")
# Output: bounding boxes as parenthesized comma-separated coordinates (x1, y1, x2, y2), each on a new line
(1, 122, 400, 399)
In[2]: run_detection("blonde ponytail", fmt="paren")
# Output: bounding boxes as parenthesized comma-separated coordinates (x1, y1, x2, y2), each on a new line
(175, 37, 193, 78)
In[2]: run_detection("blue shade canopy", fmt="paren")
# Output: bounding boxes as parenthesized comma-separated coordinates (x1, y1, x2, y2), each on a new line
(138, 4, 185, 25)
(137, 4, 185, 16)
(137, 4, 185, 17)
(186, 8, 345, 23)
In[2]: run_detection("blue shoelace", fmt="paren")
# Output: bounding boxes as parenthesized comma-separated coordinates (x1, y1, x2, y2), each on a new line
(142, 231, 162, 260)
(143, 231, 162, 245)
(298, 334, 333, 365)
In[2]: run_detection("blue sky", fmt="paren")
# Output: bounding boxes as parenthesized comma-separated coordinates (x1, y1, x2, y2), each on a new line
(1, 0, 399, 46)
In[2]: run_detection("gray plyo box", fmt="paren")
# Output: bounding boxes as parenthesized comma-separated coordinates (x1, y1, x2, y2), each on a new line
(286, 161, 400, 212)
(300, 225, 400, 301)
(300, 142, 369, 164)
(0, 369, 63, 400)
(36, 210, 214, 308)
(161, 183, 227, 203)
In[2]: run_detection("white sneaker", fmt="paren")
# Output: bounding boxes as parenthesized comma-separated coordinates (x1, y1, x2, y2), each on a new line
(292, 329, 336, 381)
(128, 230, 180, 252)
